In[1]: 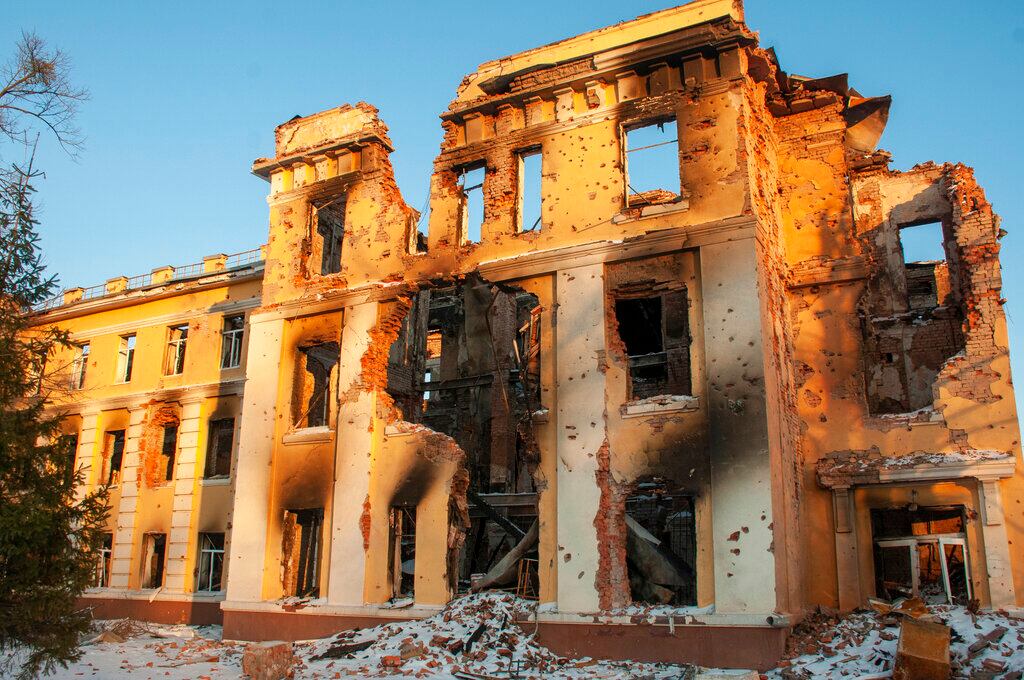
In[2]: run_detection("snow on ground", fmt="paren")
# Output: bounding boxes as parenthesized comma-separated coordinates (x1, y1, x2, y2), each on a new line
(6, 594, 1021, 679)
(0, 593, 752, 679)
(770, 604, 1024, 679)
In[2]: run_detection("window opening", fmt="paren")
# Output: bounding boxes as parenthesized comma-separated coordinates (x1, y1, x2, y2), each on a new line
(871, 505, 971, 604)
(95, 533, 112, 587)
(283, 508, 323, 597)
(161, 425, 178, 482)
(422, 328, 442, 405)
(71, 343, 89, 390)
(624, 482, 696, 605)
(220, 315, 244, 369)
(625, 119, 680, 206)
(196, 532, 225, 592)
(104, 430, 125, 486)
(459, 165, 485, 243)
(297, 343, 339, 428)
(315, 199, 345, 275)
(116, 334, 136, 383)
(899, 221, 947, 310)
(389, 505, 417, 600)
(614, 290, 691, 399)
(164, 324, 189, 375)
(517, 149, 542, 232)
(140, 533, 167, 589)
(204, 418, 233, 479)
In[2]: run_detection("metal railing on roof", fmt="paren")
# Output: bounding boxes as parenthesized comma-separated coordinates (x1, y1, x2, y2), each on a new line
(31, 245, 265, 313)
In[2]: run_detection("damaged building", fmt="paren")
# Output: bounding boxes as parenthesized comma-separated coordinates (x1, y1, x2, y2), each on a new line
(28, 0, 1024, 670)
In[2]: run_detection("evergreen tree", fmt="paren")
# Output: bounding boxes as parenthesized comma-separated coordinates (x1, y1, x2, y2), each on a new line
(0, 160, 108, 679)
(0, 33, 108, 679)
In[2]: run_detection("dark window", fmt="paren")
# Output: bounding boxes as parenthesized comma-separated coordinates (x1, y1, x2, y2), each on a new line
(286, 509, 323, 597)
(95, 533, 113, 587)
(141, 533, 167, 589)
(389, 505, 416, 599)
(614, 290, 691, 399)
(458, 165, 485, 243)
(106, 430, 126, 486)
(196, 532, 225, 592)
(204, 418, 233, 479)
(71, 343, 89, 390)
(625, 485, 696, 606)
(220, 315, 245, 369)
(316, 201, 345, 275)
(298, 343, 339, 428)
(161, 425, 178, 482)
(625, 119, 680, 206)
(59, 433, 79, 487)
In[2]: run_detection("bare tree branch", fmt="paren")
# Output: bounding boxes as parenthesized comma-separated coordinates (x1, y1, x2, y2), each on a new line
(0, 32, 88, 158)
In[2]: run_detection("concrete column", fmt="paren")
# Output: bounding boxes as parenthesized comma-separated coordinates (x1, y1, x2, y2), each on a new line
(832, 487, 861, 610)
(224, 316, 284, 603)
(74, 410, 100, 501)
(702, 239, 777, 614)
(327, 301, 378, 606)
(108, 407, 147, 589)
(554, 263, 607, 613)
(977, 478, 1017, 608)
(164, 399, 203, 593)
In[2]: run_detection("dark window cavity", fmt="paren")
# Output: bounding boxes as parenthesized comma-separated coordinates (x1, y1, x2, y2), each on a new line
(458, 165, 486, 243)
(614, 289, 691, 399)
(204, 418, 234, 479)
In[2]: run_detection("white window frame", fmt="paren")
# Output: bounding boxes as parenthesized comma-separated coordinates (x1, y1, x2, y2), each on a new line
(115, 334, 136, 383)
(71, 343, 89, 390)
(196, 532, 225, 592)
(95, 535, 112, 588)
(876, 533, 971, 604)
(220, 316, 244, 370)
(165, 324, 189, 376)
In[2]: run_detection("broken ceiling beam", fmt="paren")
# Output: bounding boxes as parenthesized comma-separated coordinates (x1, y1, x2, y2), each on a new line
(467, 490, 527, 541)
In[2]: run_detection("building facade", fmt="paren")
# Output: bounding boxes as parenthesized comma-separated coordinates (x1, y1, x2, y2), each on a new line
(30, 0, 1023, 670)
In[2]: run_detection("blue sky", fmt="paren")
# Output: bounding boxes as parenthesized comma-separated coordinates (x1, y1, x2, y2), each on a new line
(4, 1, 1024, 417)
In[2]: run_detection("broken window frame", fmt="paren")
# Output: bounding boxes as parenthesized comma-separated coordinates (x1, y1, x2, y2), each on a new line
(623, 117, 681, 208)
(196, 532, 225, 592)
(457, 164, 486, 244)
(204, 418, 234, 479)
(614, 289, 692, 400)
(872, 504, 972, 605)
(624, 487, 697, 606)
(388, 505, 417, 600)
(516, 147, 543, 233)
(94, 533, 113, 588)
(313, 197, 346, 276)
(220, 315, 245, 370)
(897, 220, 948, 311)
(288, 508, 324, 598)
(140, 533, 167, 589)
(295, 343, 339, 430)
(104, 429, 126, 486)
(70, 342, 89, 390)
(161, 424, 178, 482)
(115, 334, 136, 383)
(164, 324, 189, 376)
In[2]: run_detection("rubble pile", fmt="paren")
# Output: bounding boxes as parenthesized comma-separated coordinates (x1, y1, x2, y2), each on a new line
(772, 600, 1024, 679)
(299, 592, 725, 679)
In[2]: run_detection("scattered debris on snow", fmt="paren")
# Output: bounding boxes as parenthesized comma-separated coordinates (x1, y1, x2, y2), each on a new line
(771, 599, 1024, 679)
